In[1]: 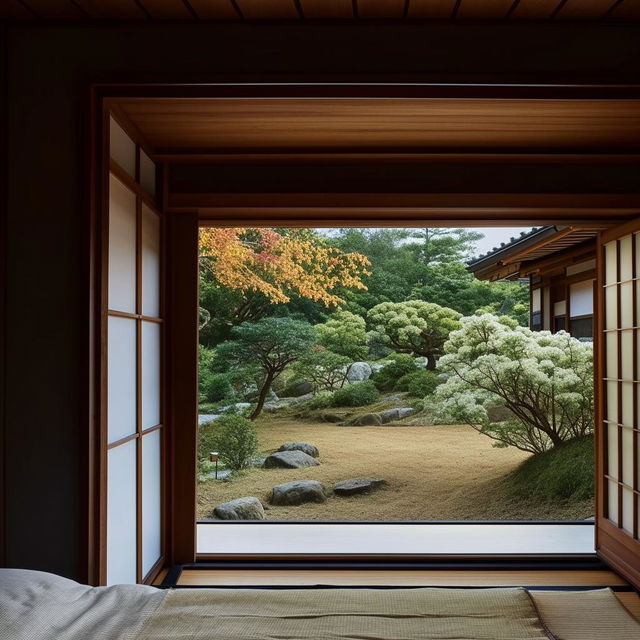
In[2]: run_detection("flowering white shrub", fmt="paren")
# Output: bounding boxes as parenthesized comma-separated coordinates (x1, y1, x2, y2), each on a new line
(435, 314, 593, 453)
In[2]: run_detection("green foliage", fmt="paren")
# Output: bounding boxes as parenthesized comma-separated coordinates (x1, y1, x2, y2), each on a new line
(436, 314, 594, 454)
(294, 346, 351, 392)
(508, 436, 594, 502)
(368, 300, 461, 368)
(331, 380, 380, 407)
(371, 354, 418, 391)
(216, 317, 317, 418)
(326, 229, 530, 324)
(315, 311, 368, 360)
(307, 391, 334, 410)
(199, 414, 259, 471)
(200, 372, 234, 404)
(396, 370, 440, 397)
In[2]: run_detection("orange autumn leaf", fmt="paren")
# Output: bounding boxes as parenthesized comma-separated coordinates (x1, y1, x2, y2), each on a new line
(199, 228, 371, 306)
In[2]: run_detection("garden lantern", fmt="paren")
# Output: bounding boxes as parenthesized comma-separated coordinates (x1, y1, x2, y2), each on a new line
(209, 451, 219, 479)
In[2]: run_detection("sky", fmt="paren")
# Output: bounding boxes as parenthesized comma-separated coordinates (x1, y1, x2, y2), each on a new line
(318, 227, 535, 259)
(466, 227, 534, 258)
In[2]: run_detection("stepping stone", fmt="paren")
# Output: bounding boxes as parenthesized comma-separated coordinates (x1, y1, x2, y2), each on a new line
(213, 497, 265, 520)
(277, 442, 319, 458)
(263, 450, 320, 469)
(334, 477, 386, 496)
(270, 480, 327, 506)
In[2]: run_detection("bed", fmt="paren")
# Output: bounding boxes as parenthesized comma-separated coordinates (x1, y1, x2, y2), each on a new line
(1, 568, 639, 639)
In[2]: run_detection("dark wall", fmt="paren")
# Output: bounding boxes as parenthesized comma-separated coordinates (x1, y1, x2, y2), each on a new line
(3, 21, 640, 582)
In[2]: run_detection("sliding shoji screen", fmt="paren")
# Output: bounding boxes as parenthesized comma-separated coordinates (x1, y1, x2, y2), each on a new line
(598, 221, 640, 586)
(105, 117, 163, 585)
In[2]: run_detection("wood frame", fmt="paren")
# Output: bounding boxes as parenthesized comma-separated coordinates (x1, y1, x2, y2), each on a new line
(87, 81, 640, 586)
(596, 220, 640, 588)
(95, 105, 167, 586)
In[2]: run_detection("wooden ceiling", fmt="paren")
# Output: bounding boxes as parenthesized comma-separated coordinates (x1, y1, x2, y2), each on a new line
(3, 0, 640, 21)
(112, 97, 640, 156)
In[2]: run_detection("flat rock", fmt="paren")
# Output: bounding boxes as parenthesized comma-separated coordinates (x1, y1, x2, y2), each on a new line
(334, 477, 386, 496)
(199, 414, 221, 425)
(277, 442, 319, 458)
(320, 412, 343, 423)
(281, 380, 314, 397)
(270, 480, 327, 506)
(379, 407, 416, 423)
(213, 497, 265, 520)
(263, 450, 320, 469)
(263, 393, 314, 412)
(351, 413, 382, 426)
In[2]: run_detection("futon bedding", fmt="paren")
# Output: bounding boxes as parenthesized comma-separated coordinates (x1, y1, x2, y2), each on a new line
(1, 569, 640, 640)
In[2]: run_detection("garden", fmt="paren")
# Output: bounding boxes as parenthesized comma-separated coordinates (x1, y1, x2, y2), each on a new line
(196, 228, 595, 521)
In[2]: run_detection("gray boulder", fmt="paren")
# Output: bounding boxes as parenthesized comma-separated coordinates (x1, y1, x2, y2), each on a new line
(281, 380, 314, 397)
(351, 413, 383, 426)
(270, 480, 327, 505)
(199, 414, 221, 425)
(277, 442, 319, 458)
(346, 362, 372, 383)
(379, 407, 416, 423)
(334, 477, 386, 496)
(263, 450, 320, 469)
(263, 393, 314, 412)
(213, 497, 265, 520)
(320, 412, 343, 423)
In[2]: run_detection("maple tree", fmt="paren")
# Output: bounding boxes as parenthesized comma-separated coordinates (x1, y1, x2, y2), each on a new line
(199, 228, 371, 307)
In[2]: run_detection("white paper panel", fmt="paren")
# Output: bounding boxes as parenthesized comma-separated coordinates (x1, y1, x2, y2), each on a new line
(605, 285, 617, 330)
(622, 424, 634, 486)
(608, 480, 619, 524)
(108, 174, 137, 313)
(622, 381, 634, 428)
(140, 150, 156, 196)
(623, 488, 634, 535)
(569, 280, 593, 318)
(606, 333, 618, 379)
(620, 281, 633, 329)
(141, 204, 161, 318)
(605, 241, 617, 285)
(531, 288, 541, 313)
(608, 423, 618, 480)
(142, 430, 162, 578)
(607, 380, 619, 430)
(142, 322, 161, 430)
(553, 300, 566, 317)
(108, 316, 137, 443)
(621, 331, 634, 382)
(620, 235, 633, 282)
(107, 440, 137, 585)
(566, 259, 596, 276)
(109, 116, 136, 177)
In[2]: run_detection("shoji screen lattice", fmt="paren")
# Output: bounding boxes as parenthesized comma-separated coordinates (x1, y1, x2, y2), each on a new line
(598, 221, 640, 587)
(106, 117, 163, 585)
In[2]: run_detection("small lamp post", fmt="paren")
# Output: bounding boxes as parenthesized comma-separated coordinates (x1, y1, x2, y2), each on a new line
(209, 451, 219, 479)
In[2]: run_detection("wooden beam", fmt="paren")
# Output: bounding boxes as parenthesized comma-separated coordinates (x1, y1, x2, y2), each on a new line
(501, 227, 579, 265)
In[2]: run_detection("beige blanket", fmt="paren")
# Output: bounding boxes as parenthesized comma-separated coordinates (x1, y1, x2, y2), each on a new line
(136, 587, 555, 639)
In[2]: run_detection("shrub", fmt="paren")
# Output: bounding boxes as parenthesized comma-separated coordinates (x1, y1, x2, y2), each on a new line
(396, 370, 440, 397)
(371, 354, 417, 391)
(307, 391, 334, 409)
(294, 346, 351, 392)
(315, 311, 368, 360)
(508, 435, 594, 501)
(331, 380, 380, 407)
(198, 414, 259, 471)
(436, 314, 593, 454)
(200, 372, 234, 404)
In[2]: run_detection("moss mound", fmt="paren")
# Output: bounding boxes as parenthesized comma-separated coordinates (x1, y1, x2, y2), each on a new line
(508, 435, 594, 503)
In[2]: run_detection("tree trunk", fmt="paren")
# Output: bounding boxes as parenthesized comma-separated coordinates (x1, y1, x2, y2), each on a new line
(250, 371, 274, 420)
(426, 354, 437, 370)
